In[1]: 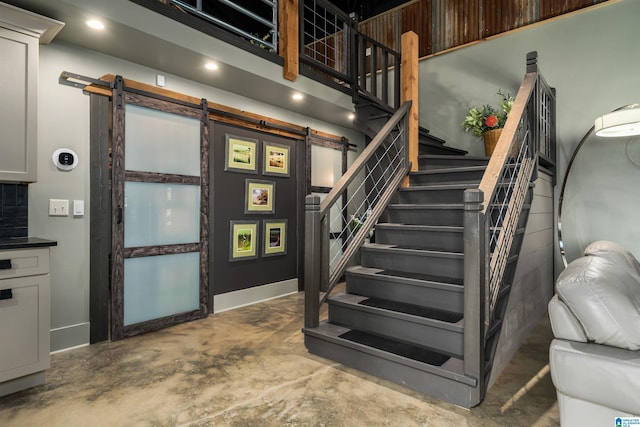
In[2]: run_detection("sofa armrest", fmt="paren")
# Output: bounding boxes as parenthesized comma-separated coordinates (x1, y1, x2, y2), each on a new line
(548, 295, 587, 342)
(550, 339, 640, 416)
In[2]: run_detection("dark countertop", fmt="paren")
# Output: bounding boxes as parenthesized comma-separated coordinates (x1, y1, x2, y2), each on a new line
(0, 237, 58, 251)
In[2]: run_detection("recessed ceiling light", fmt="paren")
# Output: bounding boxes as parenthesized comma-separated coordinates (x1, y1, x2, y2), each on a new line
(205, 62, 219, 71)
(348, 113, 355, 120)
(86, 20, 105, 30)
(292, 93, 304, 101)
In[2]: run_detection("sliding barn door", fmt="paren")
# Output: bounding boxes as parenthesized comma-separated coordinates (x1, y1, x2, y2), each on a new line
(111, 90, 208, 340)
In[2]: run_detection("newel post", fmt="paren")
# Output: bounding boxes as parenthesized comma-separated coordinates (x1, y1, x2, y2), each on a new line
(463, 189, 488, 404)
(400, 31, 419, 187)
(304, 194, 322, 328)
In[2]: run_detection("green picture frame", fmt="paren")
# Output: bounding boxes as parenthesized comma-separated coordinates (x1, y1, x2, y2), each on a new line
(225, 134, 258, 173)
(245, 179, 275, 214)
(263, 142, 290, 177)
(263, 219, 287, 257)
(229, 220, 258, 261)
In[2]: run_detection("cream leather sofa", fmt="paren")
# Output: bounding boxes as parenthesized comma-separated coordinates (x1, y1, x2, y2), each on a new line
(549, 241, 640, 426)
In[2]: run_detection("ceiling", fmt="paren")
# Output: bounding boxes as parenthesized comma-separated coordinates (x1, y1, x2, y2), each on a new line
(4, 0, 358, 129)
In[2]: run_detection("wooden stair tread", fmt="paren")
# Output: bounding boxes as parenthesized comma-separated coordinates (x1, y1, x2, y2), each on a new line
(410, 165, 487, 175)
(375, 223, 463, 232)
(346, 265, 464, 288)
(399, 182, 479, 191)
(304, 322, 475, 386)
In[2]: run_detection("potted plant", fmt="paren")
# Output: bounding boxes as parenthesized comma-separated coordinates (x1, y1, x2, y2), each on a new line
(461, 90, 514, 156)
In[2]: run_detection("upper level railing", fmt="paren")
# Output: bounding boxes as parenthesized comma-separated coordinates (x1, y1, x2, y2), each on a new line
(304, 102, 412, 328)
(300, 0, 402, 110)
(462, 51, 556, 401)
(170, 0, 278, 52)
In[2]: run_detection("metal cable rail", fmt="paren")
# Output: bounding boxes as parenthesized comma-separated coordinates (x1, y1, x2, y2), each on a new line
(304, 101, 411, 327)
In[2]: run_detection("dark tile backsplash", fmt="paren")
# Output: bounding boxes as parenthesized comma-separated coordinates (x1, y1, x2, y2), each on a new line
(0, 184, 28, 239)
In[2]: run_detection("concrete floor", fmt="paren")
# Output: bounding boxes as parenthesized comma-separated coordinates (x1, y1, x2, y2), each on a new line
(0, 291, 559, 426)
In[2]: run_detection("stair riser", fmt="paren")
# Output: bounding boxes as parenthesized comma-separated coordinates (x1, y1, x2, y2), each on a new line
(345, 273, 463, 313)
(361, 249, 464, 280)
(419, 144, 461, 155)
(419, 157, 488, 169)
(328, 303, 463, 357)
(410, 170, 484, 185)
(394, 188, 469, 204)
(383, 208, 463, 226)
(375, 228, 463, 252)
(304, 335, 480, 408)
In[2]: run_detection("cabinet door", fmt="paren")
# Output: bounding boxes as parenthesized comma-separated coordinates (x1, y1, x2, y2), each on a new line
(0, 274, 50, 382)
(0, 28, 37, 183)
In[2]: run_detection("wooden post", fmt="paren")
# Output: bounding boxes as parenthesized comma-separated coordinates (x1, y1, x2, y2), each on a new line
(401, 31, 418, 187)
(279, 0, 299, 82)
(463, 189, 487, 406)
(304, 194, 322, 328)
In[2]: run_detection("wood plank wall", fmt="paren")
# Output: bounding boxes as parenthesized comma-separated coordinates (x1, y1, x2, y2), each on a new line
(366, 0, 612, 57)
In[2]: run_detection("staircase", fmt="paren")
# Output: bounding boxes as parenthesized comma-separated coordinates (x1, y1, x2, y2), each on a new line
(305, 99, 525, 405)
(302, 51, 555, 408)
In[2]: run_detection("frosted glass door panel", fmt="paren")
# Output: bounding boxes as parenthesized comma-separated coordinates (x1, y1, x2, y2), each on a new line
(125, 182, 200, 248)
(311, 145, 342, 187)
(125, 104, 201, 176)
(123, 252, 200, 325)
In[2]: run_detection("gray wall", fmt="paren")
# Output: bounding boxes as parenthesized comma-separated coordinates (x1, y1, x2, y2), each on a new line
(32, 42, 363, 352)
(418, 0, 640, 273)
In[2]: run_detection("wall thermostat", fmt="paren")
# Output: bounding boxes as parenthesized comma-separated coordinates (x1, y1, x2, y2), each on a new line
(52, 148, 78, 171)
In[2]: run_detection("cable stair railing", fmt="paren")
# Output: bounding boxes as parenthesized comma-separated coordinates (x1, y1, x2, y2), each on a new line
(304, 101, 411, 328)
(463, 51, 556, 399)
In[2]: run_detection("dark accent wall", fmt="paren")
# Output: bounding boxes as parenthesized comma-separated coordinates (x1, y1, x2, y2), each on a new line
(0, 183, 28, 239)
(211, 122, 300, 296)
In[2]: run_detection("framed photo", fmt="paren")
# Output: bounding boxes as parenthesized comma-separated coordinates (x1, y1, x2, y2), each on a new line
(263, 142, 290, 177)
(225, 134, 258, 173)
(263, 219, 287, 257)
(229, 220, 258, 261)
(245, 179, 275, 214)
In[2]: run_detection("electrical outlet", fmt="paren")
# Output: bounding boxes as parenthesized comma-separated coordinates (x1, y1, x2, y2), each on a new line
(49, 199, 69, 216)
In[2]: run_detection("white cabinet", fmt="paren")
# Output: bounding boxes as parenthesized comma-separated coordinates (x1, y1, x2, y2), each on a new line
(0, 27, 37, 182)
(0, 247, 51, 397)
(0, 3, 63, 183)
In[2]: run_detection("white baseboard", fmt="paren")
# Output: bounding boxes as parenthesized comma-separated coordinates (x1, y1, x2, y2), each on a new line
(213, 278, 298, 313)
(49, 280, 299, 351)
(50, 322, 90, 353)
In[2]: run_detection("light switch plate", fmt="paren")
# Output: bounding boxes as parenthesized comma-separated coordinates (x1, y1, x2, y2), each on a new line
(73, 199, 84, 216)
(49, 199, 69, 216)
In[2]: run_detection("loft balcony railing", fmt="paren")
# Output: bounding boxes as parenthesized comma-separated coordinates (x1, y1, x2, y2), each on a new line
(170, 0, 278, 52)
(300, 0, 401, 110)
